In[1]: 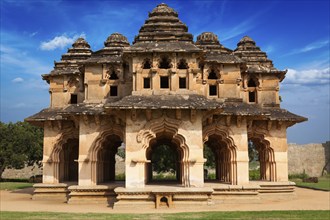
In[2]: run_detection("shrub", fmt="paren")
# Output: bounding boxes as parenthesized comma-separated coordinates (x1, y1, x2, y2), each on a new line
(115, 173, 125, 181)
(249, 169, 260, 180)
(288, 172, 309, 180)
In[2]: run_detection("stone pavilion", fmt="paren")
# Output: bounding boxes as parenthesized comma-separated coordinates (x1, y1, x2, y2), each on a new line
(26, 3, 307, 208)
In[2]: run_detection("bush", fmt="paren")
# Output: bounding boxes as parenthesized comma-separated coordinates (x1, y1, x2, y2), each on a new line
(115, 173, 125, 181)
(153, 173, 176, 180)
(249, 169, 260, 180)
(207, 173, 216, 180)
(288, 172, 309, 180)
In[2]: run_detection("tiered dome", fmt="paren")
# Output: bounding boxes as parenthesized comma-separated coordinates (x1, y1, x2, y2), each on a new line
(72, 37, 91, 49)
(195, 32, 232, 53)
(60, 37, 92, 61)
(133, 3, 193, 43)
(104, 33, 130, 47)
(196, 32, 220, 45)
(234, 36, 273, 68)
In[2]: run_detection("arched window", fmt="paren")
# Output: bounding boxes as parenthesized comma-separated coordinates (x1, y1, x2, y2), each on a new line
(248, 79, 257, 87)
(143, 58, 152, 69)
(248, 78, 257, 103)
(159, 56, 172, 69)
(177, 59, 188, 69)
(109, 71, 119, 80)
(208, 70, 218, 79)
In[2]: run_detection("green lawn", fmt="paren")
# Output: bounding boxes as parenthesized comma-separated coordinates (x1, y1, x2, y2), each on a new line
(0, 182, 33, 191)
(291, 175, 330, 191)
(1, 210, 329, 220)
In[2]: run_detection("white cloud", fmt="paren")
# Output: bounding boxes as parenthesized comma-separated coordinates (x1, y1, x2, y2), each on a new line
(12, 77, 24, 83)
(285, 39, 329, 56)
(284, 68, 329, 85)
(40, 33, 85, 51)
(29, 31, 38, 37)
(1, 44, 51, 76)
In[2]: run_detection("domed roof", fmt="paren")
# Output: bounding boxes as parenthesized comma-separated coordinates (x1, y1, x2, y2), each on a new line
(237, 36, 256, 47)
(59, 37, 92, 62)
(72, 37, 90, 49)
(133, 3, 193, 43)
(196, 32, 220, 45)
(149, 3, 178, 17)
(104, 33, 130, 47)
(234, 36, 273, 68)
(195, 32, 231, 53)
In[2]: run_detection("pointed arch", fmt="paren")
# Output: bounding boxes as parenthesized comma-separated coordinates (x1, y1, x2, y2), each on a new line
(87, 124, 125, 185)
(248, 130, 276, 181)
(49, 126, 79, 183)
(158, 55, 172, 69)
(203, 122, 238, 185)
(137, 117, 190, 186)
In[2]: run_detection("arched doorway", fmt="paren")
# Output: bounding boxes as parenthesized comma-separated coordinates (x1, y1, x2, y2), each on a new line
(59, 138, 79, 183)
(96, 134, 123, 184)
(146, 137, 182, 183)
(248, 136, 276, 181)
(204, 134, 235, 183)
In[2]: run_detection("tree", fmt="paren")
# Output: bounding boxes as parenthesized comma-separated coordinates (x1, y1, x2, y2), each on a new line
(203, 144, 215, 168)
(248, 140, 258, 162)
(0, 121, 43, 179)
(151, 144, 176, 173)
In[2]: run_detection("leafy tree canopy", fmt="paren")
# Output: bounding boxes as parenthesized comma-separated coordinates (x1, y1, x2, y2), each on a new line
(151, 144, 177, 173)
(0, 121, 43, 179)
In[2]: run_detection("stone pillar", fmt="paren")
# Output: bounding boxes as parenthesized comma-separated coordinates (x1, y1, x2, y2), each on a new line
(125, 113, 147, 188)
(230, 118, 249, 185)
(78, 117, 98, 186)
(266, 123, 290, 182)
(182, 112, 204, 187)
(42, 123, 59, 184)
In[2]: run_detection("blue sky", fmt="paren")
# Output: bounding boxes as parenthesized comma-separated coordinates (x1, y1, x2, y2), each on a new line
(0, 0, 329, 144)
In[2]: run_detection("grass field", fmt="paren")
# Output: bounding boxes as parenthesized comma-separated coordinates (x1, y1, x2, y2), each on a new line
(1, 210, 329, 220)
(291, 175, 330, 191)
(0, 182, 33, 191)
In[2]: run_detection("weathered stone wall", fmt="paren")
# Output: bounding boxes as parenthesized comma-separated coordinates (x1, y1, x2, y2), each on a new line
(288, 142, 330, 177)
(2, 156, 125, 180)
(2, 164, 42, 179)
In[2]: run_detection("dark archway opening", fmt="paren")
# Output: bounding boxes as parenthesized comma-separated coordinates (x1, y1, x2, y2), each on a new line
(177, 59, 188, 69)
(248, 140, 260, 180)
(143, 59, 152, 69)
(203, 144, 216, 181)
(204, 135, 233, 183)
(248, 138, 275, 181)
(59, 138, 79, 182)
(248, 79, 257, 103)
(97, 134, 124, 183)
(146, 137, 182, 184)
(208, 70, 218, 79)
(159, 56, 172, 69)
(109, 71, 119, 80)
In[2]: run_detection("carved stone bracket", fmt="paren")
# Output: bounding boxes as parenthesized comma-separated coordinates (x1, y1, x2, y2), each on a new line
(226, 115, 231, 127)
(176, 109, 182, 120)
(145, 109, 152, 121)
(267, 120, 272, 131)
(94, 115, 100, 126)
(82, 115, 90, 126)
(131, 109, 137, 121)
(207, 116, 213, 125)
(236, 116, 242, 128)
(190, 109, 197, 123)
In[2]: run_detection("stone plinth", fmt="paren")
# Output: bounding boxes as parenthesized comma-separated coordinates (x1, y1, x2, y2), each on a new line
(33, 183, 70, 202)
(68, 184, 121, 205)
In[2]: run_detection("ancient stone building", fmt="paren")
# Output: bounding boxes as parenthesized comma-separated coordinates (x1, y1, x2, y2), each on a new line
(26, 3, 306, 207)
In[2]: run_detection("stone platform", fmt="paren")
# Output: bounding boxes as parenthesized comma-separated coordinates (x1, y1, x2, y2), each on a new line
(33, 181, 296, 208)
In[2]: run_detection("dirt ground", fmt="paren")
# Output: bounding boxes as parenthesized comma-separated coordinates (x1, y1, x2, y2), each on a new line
(0, 187, 329, 213)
